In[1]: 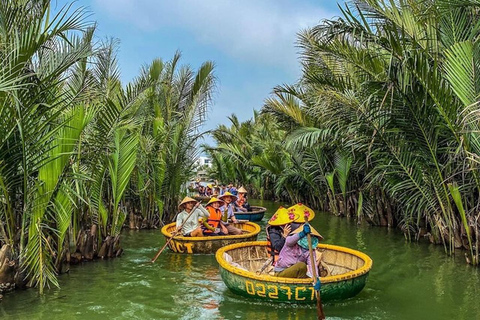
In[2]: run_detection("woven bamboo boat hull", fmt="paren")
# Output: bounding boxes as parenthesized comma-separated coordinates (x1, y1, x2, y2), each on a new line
(216, 241, 373, 303)
(234, 206, 266, 222)
(161, 222, 261, 254)
(192, 195, 212, 202)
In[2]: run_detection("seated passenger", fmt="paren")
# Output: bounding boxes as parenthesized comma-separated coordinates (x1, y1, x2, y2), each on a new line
(203, 197, 229, 236)
(274, 209, 323, 278)
(234, 197, 247, 212)
(218, 192, 243, 235)
(237, 186, 251, 211)
(175, 197, 209, 237)
(266, 207, 299, 266)
(205, 184, 213, 196)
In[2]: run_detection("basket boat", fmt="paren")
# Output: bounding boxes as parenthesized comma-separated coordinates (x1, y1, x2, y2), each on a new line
(234, 206, 267, 222)
(160, 222, 261, 254)
(216, 241, 373, 303)
(192, 195, 212, 202)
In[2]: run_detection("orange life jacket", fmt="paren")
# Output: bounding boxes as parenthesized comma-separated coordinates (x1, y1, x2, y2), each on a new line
(205, 206, 222, 233)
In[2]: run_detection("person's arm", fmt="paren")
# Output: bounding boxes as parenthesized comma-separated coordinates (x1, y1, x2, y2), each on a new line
(229, 204, 238, 223)
(234, 202, 247, 212)
(175, 212, 185, 232)
(197, 205, 210, 218)
(286, 224, 311, 246)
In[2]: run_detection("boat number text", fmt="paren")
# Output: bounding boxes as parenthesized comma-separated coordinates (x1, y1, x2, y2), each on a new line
(168, 241, 194, 254)
(245, 281, 315, 300)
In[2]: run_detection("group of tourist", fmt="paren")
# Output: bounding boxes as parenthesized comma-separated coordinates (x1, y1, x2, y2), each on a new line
(176, 190, 249, 237)
(195, 182, 242, 196)
(176, 185, 321, 283)
(266, 204, 323, 280)
(194, 182, 251, 212)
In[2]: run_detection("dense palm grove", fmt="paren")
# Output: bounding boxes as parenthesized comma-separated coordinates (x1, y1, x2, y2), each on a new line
(0, 1, 214, 292)
(207, 0, 480, 264)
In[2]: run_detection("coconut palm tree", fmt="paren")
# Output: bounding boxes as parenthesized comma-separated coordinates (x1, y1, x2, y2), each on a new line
(132, 53, 216, 224)
(208, 0, 480, 264)
(0, 0, 97, 292)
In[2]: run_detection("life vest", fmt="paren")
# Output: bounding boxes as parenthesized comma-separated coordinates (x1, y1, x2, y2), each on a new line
(265, 226, 280, 266)
(204, 206, 222, 233)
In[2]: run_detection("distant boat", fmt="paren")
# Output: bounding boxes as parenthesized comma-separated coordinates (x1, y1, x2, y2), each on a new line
(216, 241, 373, 303)
(234, 206, 267, 222)
(160, 222, 261, 254)
(192, 195, 212, 202)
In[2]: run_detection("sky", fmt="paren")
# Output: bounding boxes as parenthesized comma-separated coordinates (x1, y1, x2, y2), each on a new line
(55, 0, 340, 144)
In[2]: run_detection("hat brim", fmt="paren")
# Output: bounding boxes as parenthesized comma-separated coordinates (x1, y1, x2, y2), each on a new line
(268, 212, 299, 226)
(292, 224, 323, 240)
(237, 187, 248, 193)
(178, 200, 198, 209)
(219, 194, 237, 201)
(206, 200, 225, 206)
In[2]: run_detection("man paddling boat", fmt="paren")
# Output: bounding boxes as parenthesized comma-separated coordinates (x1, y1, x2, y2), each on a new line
(175, 197, 210, 237)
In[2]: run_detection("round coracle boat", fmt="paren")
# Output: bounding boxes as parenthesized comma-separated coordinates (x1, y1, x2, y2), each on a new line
(216, 241, 373, 303)
(234, 206, 267, 222)
(192, 195, 212, 202)
(161, 222, 261, 254)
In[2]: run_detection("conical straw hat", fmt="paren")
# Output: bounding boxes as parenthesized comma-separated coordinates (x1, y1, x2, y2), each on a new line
(237, 186, 248, 194)
(292, 224, 323, 240)
(206, 197, 225, 206)
(218, 192, 237, 201)
(287, 203, 315, 223)
(178, 196, 198, 209)
(268, 207, 299, 226)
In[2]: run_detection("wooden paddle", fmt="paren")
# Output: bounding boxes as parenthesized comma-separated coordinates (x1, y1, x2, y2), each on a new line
(256, 256, 273, 275)
(151, 201, 202, 263)
(306, 222, 325, 320)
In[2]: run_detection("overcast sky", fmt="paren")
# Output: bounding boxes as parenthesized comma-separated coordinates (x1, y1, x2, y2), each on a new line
(56, 0, 340, 144)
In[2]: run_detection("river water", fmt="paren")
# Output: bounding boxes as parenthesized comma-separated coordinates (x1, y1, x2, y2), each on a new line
(1, 199, 479, 319)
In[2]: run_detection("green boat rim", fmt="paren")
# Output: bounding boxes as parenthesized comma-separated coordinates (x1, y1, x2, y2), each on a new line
(161, 222, 261, 241)
(216, 241, 373, 284)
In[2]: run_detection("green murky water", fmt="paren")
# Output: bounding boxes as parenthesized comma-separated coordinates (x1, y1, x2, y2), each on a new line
(1, 199, 479, 319)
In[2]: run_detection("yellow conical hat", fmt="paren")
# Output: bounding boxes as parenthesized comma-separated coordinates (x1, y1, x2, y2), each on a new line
(292, 224, 323, 240)
(206, 197, 225, 206)
(218, 192, 237, 201)
(178, 196, 198, 209)
(268, 206, 299, 226)
(287, 203, 315, 222)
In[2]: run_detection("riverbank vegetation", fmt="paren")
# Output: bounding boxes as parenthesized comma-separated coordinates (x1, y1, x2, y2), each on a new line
(206, 0, 480, 264)
(0, 0, 214, 293)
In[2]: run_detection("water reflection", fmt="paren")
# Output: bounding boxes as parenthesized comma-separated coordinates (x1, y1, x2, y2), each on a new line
(0, 200, 479, 319)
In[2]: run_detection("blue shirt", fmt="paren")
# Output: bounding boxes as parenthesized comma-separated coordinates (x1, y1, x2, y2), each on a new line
(220, 203, 235, 221)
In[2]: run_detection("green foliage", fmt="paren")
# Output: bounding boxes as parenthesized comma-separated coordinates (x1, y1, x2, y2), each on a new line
(0, 0, 214, 293)
(208, 0, 480, 262)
